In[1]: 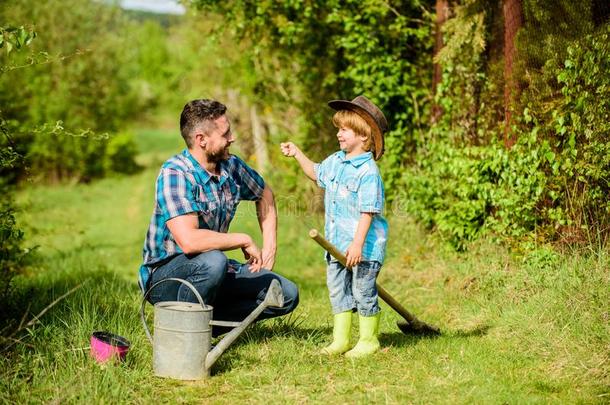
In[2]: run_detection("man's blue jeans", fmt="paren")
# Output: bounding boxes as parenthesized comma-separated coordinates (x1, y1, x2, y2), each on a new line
(148, 250, 299, 327)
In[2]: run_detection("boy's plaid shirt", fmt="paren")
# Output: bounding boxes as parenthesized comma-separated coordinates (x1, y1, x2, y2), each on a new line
(142, 149, 265, 267)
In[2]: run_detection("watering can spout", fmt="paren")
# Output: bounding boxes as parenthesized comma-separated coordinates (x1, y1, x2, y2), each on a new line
(205, 279, 285, 371)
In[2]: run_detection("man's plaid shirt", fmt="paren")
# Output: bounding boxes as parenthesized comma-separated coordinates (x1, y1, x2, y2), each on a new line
(142, 149, 265, 267)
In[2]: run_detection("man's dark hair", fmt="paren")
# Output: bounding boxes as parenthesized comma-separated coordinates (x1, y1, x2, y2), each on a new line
(180, 99, 227, 147)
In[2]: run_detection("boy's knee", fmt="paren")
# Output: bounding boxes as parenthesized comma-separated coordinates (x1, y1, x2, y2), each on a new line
(355, 288, 380, 314)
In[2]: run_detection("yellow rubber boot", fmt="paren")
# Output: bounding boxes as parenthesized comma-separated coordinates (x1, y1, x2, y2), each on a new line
(345, 313, 380, 358)
(320, 311, 352, 355)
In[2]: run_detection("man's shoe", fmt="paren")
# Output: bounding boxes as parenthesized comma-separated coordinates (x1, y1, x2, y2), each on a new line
(345, 313, 380, 358)
(320, 311, 352, 355)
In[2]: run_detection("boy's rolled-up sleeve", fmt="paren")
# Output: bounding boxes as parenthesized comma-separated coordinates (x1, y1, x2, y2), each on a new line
(232, 156, 266, 201)
(358, 173, 384, 214)
(315, 155, 333, 189)
(158, 168, 199, 220)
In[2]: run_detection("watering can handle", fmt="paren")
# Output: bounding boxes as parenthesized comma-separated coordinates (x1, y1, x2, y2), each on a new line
(139, 277, 208, 344)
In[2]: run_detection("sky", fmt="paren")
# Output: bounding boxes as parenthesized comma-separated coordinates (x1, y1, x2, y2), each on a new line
(120, 0, 186, 15)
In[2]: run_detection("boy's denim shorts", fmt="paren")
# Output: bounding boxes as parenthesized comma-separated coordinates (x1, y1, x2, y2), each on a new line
(326, 259, 382, 316)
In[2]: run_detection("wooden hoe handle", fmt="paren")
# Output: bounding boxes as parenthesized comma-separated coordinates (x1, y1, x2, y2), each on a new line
(308, 228, 435, 331)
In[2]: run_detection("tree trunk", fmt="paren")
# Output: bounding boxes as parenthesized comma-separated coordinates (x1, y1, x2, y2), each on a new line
(503, 0, 523, 148)
(592, 0, 610, 27)
(432, 0, 449, 123)
(250, 105, 269, 174)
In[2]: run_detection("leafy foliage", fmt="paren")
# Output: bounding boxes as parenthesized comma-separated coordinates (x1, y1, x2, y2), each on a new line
(188, 0, 609, 248)
(0, 25, 36, 57)
(0, 0, 143, 182)
(192, 0, 433, 199)
(0, 202, 27, 300)
(528, 25, 610, 240)
(104, 132, 141, 175)
(401, 132, 547, 250)
(402, 1, 610, 248)
(1, 0, 607, 251)
(0, 26, 34, 301)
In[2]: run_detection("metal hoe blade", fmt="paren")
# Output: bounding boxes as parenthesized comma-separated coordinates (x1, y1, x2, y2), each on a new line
(263, 278, 284, 308)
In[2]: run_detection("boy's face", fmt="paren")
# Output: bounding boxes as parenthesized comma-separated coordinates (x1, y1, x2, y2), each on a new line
(336, 126, 366, 154)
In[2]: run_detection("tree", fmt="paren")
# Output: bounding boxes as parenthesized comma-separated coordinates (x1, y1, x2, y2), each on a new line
(502, 0, 522, 148)
(191, 0, 434, 199)
(432, 0, 449, 123)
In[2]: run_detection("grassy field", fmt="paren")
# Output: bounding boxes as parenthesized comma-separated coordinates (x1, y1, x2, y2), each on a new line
(2, 128, 609, 404)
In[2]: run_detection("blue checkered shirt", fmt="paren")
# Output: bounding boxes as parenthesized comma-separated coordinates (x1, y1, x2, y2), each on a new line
(142, 149, 265, 267)
(314, 151, 388, 264)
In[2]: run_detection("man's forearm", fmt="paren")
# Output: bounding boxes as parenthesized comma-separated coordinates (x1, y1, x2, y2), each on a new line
(181, 229, 252, 254)
(257, 185, 277, 250)
(167, 214, 254, 254)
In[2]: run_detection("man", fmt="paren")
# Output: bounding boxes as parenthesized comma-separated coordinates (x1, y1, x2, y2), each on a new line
(139, 99, 298, 327)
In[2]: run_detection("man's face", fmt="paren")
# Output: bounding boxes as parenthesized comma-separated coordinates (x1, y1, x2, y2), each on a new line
(199, 115, 234, 162)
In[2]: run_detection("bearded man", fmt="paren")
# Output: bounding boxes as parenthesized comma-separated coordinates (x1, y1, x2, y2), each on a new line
(139, 99, 299, 329)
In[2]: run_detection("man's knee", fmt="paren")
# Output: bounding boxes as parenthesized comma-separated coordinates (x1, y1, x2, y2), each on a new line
(189, 250, 227, 285)
(279, 277, 299, 314)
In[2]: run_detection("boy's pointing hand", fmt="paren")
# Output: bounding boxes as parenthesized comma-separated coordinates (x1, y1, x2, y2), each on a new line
(280, 142, 299, 157)
(280, 142, 317, 182)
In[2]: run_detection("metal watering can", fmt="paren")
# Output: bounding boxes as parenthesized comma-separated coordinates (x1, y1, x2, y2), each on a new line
(140, 277, 284, 380)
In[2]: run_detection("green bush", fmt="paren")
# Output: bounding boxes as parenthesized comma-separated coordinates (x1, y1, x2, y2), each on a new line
(0, 142, 26, 301)
(0, 202, 26, 301)
(401, 130, 547, 250)
(0, 26, 35, 303)
(535, 25, 610, 240)
(103, 132, 140, 175)
(24, 123, 107, 182)
(190, 0, 609, 249)
(403, 23, 610, 249)
(0, 0, 143, 183)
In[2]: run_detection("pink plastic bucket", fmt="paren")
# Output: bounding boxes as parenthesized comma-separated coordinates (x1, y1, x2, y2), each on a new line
(90, 331, 130, 363)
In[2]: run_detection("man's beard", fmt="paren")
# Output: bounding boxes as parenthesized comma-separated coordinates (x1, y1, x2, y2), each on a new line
(207, 147, 230, 163)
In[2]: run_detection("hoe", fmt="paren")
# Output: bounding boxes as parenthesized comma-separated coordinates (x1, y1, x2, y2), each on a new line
(309, 229, 441, 336)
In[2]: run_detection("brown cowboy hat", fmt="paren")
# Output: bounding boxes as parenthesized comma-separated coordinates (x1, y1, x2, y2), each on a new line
(328, 95, 388, 160)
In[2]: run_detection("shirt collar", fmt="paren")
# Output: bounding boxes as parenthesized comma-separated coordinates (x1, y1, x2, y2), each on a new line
(183, 149, 229, 185)
(338, 150, 373, 167)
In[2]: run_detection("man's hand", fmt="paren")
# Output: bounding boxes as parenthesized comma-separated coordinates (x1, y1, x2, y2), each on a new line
(242, 237, 263, 272)
(261, 245, 276, 270)
(280, 142, 300, 158)
(345, 242, 363, 268)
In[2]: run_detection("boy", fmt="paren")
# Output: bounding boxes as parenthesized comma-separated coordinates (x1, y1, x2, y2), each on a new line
(280, 95, 388, 357)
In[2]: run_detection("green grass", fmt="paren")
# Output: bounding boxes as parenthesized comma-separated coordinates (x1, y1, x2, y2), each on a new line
(2, 128, 609, 404)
